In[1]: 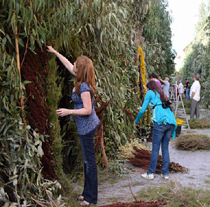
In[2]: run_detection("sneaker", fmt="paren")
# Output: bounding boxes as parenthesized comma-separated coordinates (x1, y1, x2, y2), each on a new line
(161, 174, 169, 180)
(141, 173, 154, 180)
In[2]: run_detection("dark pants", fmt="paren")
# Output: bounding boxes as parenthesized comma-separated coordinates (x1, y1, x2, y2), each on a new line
(147, 122, 174, 175)
(190, 99, 200, 119)
(79, 128, 98, 204)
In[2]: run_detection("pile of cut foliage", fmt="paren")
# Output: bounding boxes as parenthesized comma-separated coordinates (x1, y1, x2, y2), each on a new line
(129, 147, 188, 173)
(189, 117, 210, 129)
(118, 139, 147, 160)
(175, 134, 210, 151)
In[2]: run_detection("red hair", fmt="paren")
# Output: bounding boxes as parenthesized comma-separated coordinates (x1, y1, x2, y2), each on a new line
(74, 56, 97, 96)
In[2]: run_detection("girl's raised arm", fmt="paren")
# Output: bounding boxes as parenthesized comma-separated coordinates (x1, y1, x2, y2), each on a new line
(47, 46, 76, 76)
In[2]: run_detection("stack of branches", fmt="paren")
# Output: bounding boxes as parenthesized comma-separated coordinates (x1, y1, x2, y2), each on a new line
(129, 147, 188, 173)
(98, 200, 167, 207)
(175, 134, 210, 151)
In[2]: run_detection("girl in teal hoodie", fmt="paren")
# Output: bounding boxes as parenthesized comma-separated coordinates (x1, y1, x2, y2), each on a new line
(135, 80, 177, 180)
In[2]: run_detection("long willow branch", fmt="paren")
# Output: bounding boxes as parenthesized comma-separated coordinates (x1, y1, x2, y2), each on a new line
(15, 26, 27, 127)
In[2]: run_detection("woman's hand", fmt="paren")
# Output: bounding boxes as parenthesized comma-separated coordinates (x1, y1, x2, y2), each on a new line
(137, 106, 141, 110)
(56, 108, 70, 117)
(46, 46, 56, 54)
(134, 121, 138, 127)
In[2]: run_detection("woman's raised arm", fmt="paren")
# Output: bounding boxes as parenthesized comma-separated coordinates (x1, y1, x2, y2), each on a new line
(47, 46, 76, 76)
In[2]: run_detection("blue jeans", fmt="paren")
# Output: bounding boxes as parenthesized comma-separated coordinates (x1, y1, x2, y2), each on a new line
(79, 128, 98, 204)
(147, 122, 174, 175)
(186, 88, 190, 100)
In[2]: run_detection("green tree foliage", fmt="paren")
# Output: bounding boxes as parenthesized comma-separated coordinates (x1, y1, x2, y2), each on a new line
(0, 0, 175, 205)
(181, 1, 210, 107)
(54, 0, 175, 157)
(0, 0, 66, 205)
(47, 0, 152, 160)
(142, 0, 176, 77)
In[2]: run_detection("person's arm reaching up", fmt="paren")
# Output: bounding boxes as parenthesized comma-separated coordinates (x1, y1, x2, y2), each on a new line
(47, 46, 76, 76)
(159, 78, 165, 84)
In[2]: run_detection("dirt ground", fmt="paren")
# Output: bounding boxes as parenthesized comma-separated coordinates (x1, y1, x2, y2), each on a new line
(97, 135, 210, 206)
(97, 108, 210, 206)
(72, 107, 210, 206)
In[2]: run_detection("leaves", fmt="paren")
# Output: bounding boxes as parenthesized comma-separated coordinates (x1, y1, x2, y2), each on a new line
(0, 0, 176, 205)
(142, 0, 175, 77)
(181, 2, 210, 107)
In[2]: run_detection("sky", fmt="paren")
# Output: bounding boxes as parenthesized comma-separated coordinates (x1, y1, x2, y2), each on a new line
(167, 0, 206, 64)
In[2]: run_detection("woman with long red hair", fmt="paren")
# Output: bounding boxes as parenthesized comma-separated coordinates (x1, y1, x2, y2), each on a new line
(47, 46, 100, 206)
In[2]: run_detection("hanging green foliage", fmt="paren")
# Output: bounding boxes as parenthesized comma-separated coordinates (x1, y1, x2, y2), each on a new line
(142, 0, 176, 77)
(0, 0, 175, 205)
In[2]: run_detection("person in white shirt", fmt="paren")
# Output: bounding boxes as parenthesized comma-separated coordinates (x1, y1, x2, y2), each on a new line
(178, 81, 184, 98)
(190, 74, 201, 119)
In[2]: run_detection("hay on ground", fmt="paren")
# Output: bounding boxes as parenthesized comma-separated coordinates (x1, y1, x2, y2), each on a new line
(175, 134, 210, 151)
(189, 118, 210, 129)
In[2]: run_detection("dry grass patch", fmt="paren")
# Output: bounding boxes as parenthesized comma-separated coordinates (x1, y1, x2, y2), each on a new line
(175, 134, 210, 151)
(204, 180, 210, 185)
(136, 182, 210, 207)
(185, 108, 190, 114)
(189, 117, 210, 129)
(178, 100, 191, 108)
